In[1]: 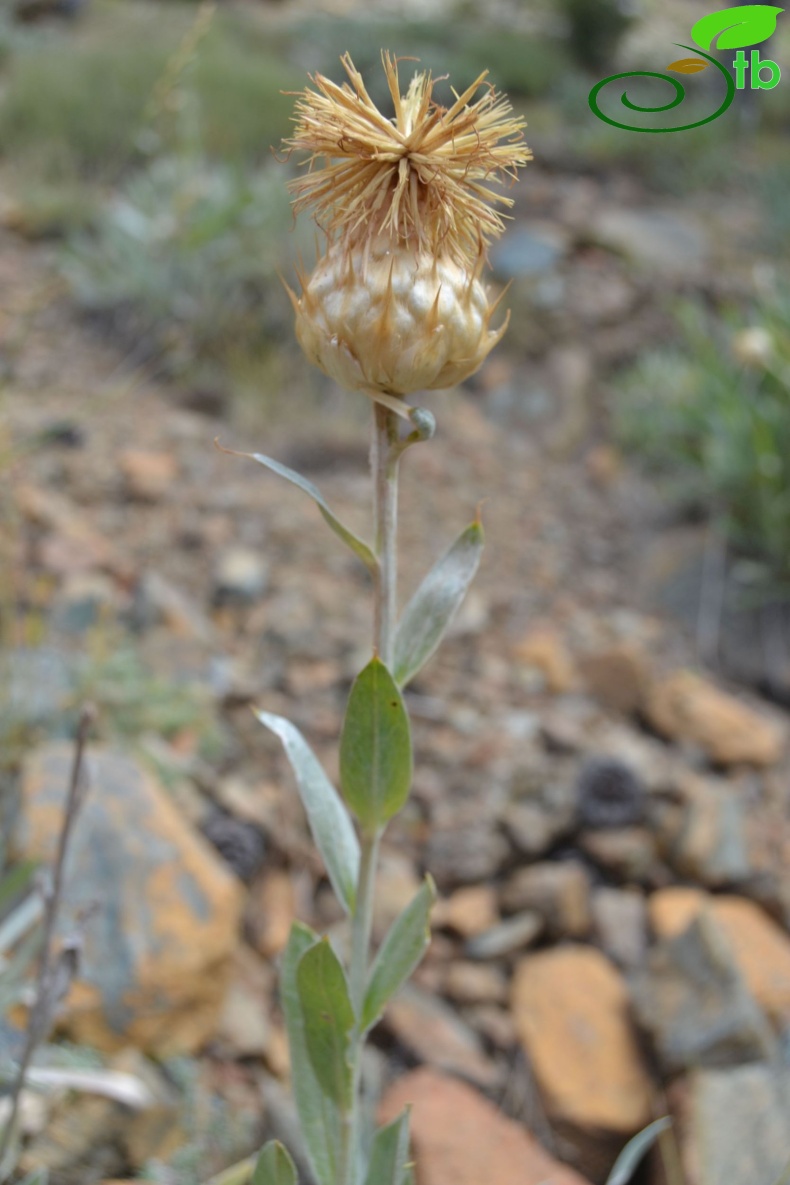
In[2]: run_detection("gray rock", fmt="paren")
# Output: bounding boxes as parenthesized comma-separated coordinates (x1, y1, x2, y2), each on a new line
(590, 207, 709, 278)
(464, 911, 543, 960)
(426, 825, 510, 889)
(489, 222, 568, 280)
(683, 1063, 790, 1185)
(2, 647, 76, 728)
(213, 547, 268, 605)
(671, 774, 752, 887)
(51, 572, 116, 634)
(631, 911, 775, 1074)
(591, 887, 647, 970)
(385, 984, 502, 1089)
(500, 859, 591, 939)
(16, 743, 241, 1055)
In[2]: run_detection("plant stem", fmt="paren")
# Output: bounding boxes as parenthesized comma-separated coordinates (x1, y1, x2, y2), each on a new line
(339, 402, 401, 1185)
(0, 705, 94, 1180)
(372, 402, 399, 668)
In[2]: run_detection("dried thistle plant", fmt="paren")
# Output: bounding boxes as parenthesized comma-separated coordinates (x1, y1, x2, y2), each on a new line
(283, 51, 530, 402)
(229, 50, 530, 1185)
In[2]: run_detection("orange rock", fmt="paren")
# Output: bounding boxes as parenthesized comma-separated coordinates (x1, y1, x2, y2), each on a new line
(579, 643, 649, 714)
(379, 1068, 591, 1185)
(714, 897, 790, 1024)
(17, 744, 243, 1056)
(648, 886, 708, 940)
(118, 449, 178, 501)
(645, 670, 785, 767)
(247, 868, 297, 959)
(650, 888, 790, 1027)
(432, 884, 499, 938)
(512, 947, 654, 1142)
(515, 623, 577, 693)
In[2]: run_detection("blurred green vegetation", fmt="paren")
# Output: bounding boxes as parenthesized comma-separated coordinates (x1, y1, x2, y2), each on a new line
(614, 300, 790, 583)
(0, 3, 300, 179)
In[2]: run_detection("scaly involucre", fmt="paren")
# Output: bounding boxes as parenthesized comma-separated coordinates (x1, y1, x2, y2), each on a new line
(285, 51, 531, 264)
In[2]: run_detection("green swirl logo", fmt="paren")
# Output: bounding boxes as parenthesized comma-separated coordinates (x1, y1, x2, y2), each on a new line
(589, 4, 783, 133)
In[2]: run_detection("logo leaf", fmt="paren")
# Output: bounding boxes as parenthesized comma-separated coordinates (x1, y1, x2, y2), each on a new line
(691, 4, 783, 51)
(667, 57, 710, 72)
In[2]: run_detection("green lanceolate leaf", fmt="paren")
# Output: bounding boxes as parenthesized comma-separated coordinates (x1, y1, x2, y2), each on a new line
(605, 1117, 672, 1185)
(281, 923, 342, 1185)
(393, 518, 484, 688)
(691, 5, 783, 50)
(296, 938, 355, 1108)
(364, 1110, 411, 1185)
(339, 657, 412, 828)
(252, 1141, 298, 1185)
(362, 876, 436, 1031)
(250, 451, 377, 573)
(257, 712, 359, 915)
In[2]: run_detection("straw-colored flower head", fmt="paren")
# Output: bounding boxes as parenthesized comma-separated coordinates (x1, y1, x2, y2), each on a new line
(284, 52, 530, 399)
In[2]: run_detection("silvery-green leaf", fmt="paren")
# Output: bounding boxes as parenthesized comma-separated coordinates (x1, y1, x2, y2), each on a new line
(251, 451, 377, 573)
(605, 1117, 672, 1185)
(339, 658, 412, 828)
(281, 923, 342, 1185)
(364, 1110, 411, 1185)
(362, 877, 435, 1031)
(18, 1172, 49, 1185)
(393, 519, 484, 688)
(258, 712, 359, 915)
(691, 4, 782, 50)
(252, 1140, 298, 1185)
(296, 939, 355, 1108)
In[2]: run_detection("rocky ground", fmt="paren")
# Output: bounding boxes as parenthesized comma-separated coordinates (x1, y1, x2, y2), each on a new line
(1, 149, 790, 1185)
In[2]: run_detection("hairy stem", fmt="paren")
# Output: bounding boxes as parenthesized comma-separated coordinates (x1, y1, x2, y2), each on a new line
(372, 403, 399, 668)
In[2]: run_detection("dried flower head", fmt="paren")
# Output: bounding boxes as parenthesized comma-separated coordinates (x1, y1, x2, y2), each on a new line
(283, 52, 531, 399)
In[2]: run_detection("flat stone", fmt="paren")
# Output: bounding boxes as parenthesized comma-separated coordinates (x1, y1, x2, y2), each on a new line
(16, 743, 243, 1055)
(432, 884, 500, 939)
(426, 824, 510, 889)
(385, 985, 501, 1089)
(489, 221, 569, 280)
(515, 623, 577, 694)
(52, 572, 117, 635)
(379, 1068, 591, 1185)
(118, 449, 178, 501)
(669, 774, 752, 887)
(645, 670, 785, 767)
(578, 643, 650, 714)
(213, 547, 268, 605)
(631, 912, 774, 1073)
(465, 911, 543, 960)
(591, 887, 648, 970)
(590, 207, 708, 278)
(444, 961, 508, 1005)
(512, 946, 654, 1168)
(580, 828, 658, 882)
(680, 1063, 790, 1185)
(500, 860, 591, 939)
(649, 889, 790, 1027)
